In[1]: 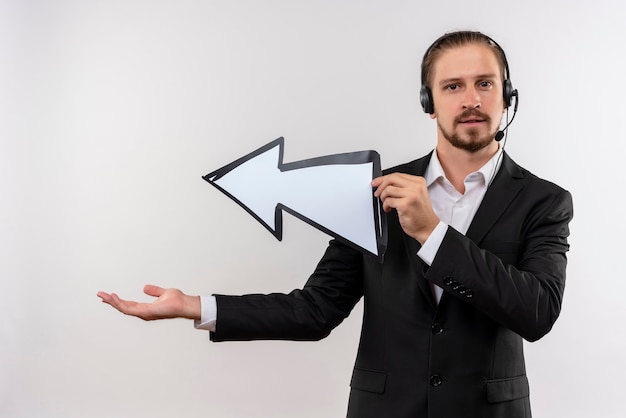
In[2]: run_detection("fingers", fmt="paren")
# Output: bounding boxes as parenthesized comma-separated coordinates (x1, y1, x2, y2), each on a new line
(372, 173, 426, 197)
(143, 284, 165, 298)
(372, 175, 400, 211)
(371, 173, 439, 243)
(372, 174, 426, 211)
(105, 292, 133, 314)
(97, 289, 149, 319)
(96, 291, 109, 301)
(97, 286, 161, 306)
(97, 291, 116, 306)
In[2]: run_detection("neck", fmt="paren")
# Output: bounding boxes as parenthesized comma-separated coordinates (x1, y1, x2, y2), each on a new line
(435, 139, 499, 193)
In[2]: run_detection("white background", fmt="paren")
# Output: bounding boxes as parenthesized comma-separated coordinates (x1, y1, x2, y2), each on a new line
(2, 0, 624, 417)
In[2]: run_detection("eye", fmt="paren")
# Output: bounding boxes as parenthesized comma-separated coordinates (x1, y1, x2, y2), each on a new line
(446, 83, 459, 91)
(478, 80, 493, 89)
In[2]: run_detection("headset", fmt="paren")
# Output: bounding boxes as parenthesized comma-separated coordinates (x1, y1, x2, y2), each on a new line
(419, 31, 518, 141)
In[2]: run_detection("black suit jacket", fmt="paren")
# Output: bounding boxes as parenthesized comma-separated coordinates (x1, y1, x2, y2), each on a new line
(211, 152, 573, 418)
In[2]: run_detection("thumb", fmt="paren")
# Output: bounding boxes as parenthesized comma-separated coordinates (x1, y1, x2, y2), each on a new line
(143, 284, 165, 298)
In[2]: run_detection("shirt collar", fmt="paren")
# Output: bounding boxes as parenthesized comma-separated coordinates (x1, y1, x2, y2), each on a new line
(424, 146, 504, 188)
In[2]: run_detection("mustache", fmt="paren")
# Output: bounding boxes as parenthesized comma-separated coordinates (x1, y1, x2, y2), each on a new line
(454, 109, 491, 124)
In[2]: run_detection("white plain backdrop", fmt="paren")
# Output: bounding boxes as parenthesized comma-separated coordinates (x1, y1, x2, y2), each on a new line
(2, 0, 625, 417)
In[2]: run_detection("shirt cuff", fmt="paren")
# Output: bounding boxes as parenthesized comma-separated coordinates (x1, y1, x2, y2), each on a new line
(193, 295, 217, 332)
(417, 221, 448, 266)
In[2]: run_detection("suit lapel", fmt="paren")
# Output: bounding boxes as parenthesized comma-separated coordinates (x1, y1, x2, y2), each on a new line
(403, 232, 437, 309)
(465, 153, 525, 244)
(392, 153, 438, 309)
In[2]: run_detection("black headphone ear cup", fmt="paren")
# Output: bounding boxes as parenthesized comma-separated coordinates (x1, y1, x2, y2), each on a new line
(503, 79, 514, 108)
(420, 85, 434, 114)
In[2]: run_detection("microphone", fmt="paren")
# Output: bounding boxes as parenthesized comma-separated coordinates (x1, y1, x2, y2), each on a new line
(495, 89, 519, 142)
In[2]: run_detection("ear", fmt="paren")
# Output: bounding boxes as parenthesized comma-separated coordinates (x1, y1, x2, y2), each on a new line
(429, 111, 437, 120)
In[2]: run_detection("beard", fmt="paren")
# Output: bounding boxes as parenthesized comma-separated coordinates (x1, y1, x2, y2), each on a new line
(438, 109, 498, 153)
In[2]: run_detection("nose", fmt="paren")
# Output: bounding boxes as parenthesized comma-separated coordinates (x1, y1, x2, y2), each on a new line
(462, 86, 481, 109)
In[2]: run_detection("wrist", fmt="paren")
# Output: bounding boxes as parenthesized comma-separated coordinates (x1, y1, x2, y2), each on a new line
(183, 295, 201, 320)
(415, 219, 440, 245)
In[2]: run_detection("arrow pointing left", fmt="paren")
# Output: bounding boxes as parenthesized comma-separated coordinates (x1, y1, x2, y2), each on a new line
(203, 137, 387, 259)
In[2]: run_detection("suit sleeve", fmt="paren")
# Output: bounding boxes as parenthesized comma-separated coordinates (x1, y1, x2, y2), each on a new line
(425, 187, 573, 342)
(210, 240, 365, 342)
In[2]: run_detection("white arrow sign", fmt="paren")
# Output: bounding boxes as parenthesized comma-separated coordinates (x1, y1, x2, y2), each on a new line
(203, 137, 387, 259)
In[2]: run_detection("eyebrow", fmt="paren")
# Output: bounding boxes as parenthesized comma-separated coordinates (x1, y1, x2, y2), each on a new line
(438, 73, 499, 87)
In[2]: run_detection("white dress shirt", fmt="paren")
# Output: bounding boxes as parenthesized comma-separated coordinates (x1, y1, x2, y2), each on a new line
(195, 147, 503, 330)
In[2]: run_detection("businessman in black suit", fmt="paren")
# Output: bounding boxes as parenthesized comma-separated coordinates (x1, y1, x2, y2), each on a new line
(98, 31, 573, 417)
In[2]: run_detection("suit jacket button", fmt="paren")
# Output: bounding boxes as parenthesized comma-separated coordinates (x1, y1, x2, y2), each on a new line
(464, 289, 474, 298)
(430, 374, 443, 387)
(443, 276, 454, 286)
(432, 323, 444, 335)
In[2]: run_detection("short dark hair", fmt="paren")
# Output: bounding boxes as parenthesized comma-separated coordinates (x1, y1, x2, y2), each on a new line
(421, 31, 508, 89)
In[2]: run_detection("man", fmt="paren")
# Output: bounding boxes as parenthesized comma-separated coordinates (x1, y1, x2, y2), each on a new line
(98, 31, 573, 417)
